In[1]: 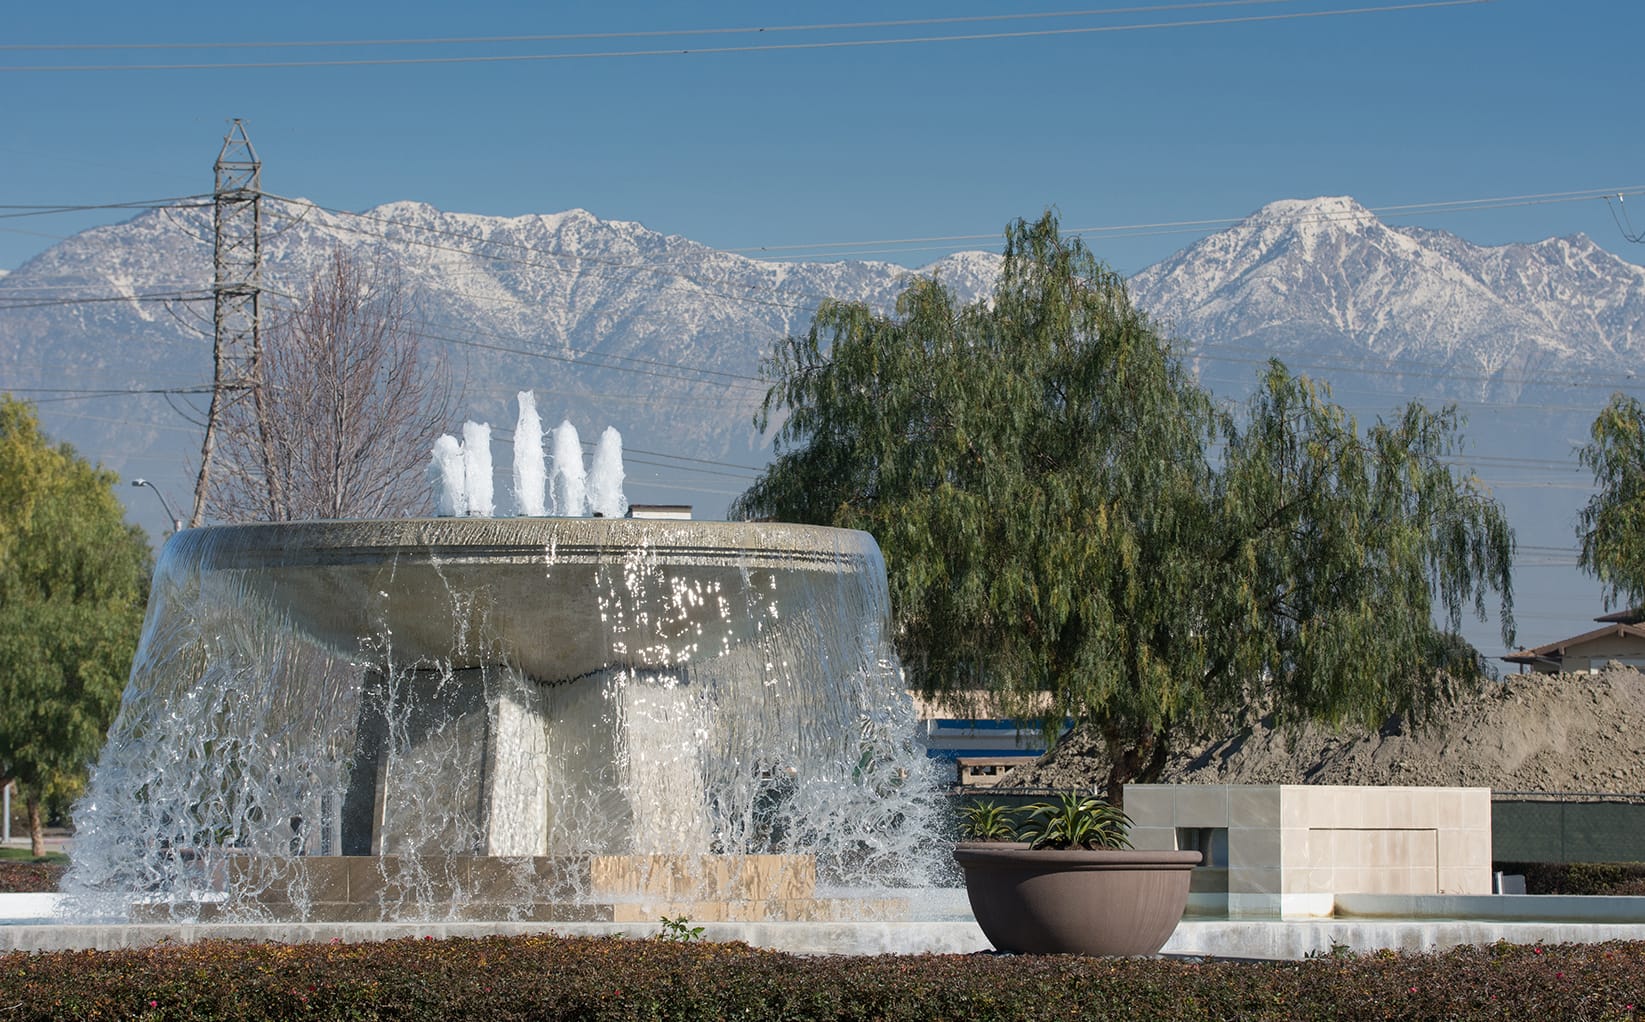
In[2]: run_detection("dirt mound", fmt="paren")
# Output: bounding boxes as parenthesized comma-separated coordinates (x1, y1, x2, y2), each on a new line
(997, 667, 1645, 795)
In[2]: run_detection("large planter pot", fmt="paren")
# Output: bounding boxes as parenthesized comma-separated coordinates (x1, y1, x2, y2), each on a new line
(954, 843, 1202, 956)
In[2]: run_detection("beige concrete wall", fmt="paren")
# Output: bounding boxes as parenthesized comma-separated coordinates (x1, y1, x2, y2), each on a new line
(1555, 637, 1645, 673)
(1126, 784, 1492, 918)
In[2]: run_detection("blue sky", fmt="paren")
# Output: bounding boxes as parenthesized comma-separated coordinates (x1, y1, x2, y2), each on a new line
(4, 0, 1643, 274)
(3, 1, 1642, 655)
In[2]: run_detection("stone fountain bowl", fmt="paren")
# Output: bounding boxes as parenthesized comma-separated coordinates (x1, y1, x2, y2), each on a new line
(183, 517, 886, 683)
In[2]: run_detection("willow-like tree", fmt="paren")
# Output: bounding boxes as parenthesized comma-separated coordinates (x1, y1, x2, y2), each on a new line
(733, 213, 1515, 796)
(1577, 393, 1645, 608)
(0, 398, 151, 854)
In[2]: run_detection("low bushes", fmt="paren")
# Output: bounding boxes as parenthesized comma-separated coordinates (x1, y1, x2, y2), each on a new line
(2, 935, 1642, 1021)
(0, 860, 66, 894)
(1498, 862, 1645, 897)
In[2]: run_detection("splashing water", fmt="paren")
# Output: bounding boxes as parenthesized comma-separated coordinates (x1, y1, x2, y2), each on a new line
(62, 518, 948, 922)
(588, 427, 627, 519)
(549, 420, 587, 518)
(511, 392, 547, 517)
(435, 403, 625, 521)
(461, 422, 494, 517)
(430, 435, 466, 518)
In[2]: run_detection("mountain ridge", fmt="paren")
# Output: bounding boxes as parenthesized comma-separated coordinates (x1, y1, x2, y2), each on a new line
(2, 195, 1638, 652)
(1132, 196, 1645, 396)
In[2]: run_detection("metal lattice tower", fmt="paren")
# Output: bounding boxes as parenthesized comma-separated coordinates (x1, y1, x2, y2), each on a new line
(190, 118, 263, 526)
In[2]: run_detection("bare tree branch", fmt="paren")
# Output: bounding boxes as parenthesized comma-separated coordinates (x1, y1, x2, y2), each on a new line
(210, 248, 453, 522)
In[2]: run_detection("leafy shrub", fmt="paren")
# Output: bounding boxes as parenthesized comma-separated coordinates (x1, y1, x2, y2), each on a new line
(0, 860, 66, 893)
(656, 915, 705, 942)
(9, 934, 1636, 1021)
(1498, 861, 1645, 896)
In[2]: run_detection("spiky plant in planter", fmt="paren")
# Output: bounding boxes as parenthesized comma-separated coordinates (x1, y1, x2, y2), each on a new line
(954, 791, 1198, 956)
(1016, 793, 1131, 850)
(958, 799, 1021, 843)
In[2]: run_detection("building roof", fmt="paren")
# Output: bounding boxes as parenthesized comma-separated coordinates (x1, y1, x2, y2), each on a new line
(1593, 608, 1645, 625)
(1501, 621, 1645, 667)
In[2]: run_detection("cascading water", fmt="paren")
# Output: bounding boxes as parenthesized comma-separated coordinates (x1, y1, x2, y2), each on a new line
(62, 516, 949, 923)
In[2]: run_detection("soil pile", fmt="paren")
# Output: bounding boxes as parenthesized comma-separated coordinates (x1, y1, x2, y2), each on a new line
(997, 667, 1645, 795)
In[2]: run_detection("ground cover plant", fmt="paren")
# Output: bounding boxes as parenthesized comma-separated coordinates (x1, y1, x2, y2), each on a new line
(2, 935, 1642, 1021)
(1499, 862, 1645, 897)
(0, 858, 66, 893)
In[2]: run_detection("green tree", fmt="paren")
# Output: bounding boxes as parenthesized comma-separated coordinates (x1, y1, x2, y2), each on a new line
(734, 213, 1514, 796)
(0, 397, 150, 854)
(1577, 393, 1645, 609)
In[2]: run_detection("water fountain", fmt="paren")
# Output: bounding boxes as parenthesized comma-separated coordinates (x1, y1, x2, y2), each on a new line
(30, 398, 1645, 957)
(60, 403, 947, 925)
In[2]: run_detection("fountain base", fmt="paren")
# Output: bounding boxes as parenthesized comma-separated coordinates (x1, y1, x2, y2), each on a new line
(129, 854, 908, 924)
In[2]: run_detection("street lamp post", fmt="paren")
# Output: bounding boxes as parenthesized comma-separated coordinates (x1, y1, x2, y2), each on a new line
(130, 479, 184, 534)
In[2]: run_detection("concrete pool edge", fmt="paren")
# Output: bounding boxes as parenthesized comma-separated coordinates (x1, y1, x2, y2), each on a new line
(5, 914, 1644, 959)
(7, 889, 1645, 958)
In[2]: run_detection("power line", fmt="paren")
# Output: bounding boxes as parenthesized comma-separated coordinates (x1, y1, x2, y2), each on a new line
(8, 229, 1637, 411)
(0, 195, 212, 219)
(10, 183, 1645, 422)
(1181, 336, 1645, 394)
(738, 185, 1645, 261)
(259, 196, 842, 316)
(255, 284, 771, 387)
(23, 406, 207, 436)
(0, 290, 212, 310)
(411, 325, 769, 393)
(489, 422, 764, 474)
(0, 278, 206, 292)
(621, 446, 761, 475)
(262, 187, 1645, 374)
(0, 1, 1495, 72)
(0, 385, 215, 398)
(0, 226, 71, 243)
(14, 183, 1636, 352)
(1606, 194, 1645, 244)
(0, 2, 1322, 51)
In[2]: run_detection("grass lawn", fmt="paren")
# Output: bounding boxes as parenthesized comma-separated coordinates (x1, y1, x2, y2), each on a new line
(0, 846, 68, 865)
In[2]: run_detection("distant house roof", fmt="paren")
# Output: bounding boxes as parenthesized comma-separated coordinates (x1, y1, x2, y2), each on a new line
(1502, 619, 1645, 668)
(1593, 608, 1645, 625)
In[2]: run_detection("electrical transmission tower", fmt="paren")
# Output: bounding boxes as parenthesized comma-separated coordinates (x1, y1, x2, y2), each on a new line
(189, 118, 263, 526)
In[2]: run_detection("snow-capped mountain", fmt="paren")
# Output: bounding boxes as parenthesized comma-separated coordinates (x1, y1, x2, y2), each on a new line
(3, 194, 1641, 656)
(0, 200, 999, 523)
(1131, 196, 1645, 401)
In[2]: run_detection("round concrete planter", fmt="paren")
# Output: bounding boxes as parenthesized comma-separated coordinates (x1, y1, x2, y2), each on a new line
(954, 843, 1201, 956)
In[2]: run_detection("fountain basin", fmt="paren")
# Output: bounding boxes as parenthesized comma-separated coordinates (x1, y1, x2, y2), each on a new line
(188, 517, 882, 682)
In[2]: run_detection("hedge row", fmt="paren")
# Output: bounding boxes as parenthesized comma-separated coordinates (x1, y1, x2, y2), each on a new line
(1497, 862, 1645, 897)
(0, 861, 66, 894)
(2, 935, 1642, 1021)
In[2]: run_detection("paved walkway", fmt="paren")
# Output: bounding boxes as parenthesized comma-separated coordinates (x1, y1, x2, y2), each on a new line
(0, 829, 71, 855)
